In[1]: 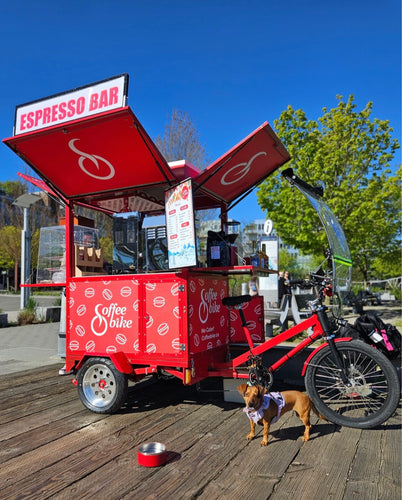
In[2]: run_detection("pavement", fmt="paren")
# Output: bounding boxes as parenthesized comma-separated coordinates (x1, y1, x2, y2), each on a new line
(0, 294, 64, 376)
(0, 322, 62, 376)
(0, 293, 400, 378)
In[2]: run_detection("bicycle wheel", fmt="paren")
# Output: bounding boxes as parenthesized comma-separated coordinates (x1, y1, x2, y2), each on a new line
(305, 340, 400, 428)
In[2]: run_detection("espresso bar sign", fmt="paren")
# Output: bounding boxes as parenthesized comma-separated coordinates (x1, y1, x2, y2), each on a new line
(14, 74, 128, 135)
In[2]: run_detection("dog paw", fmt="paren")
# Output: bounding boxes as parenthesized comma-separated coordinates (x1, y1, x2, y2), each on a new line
(246, 434, 254, 440)
(302, 436, 309, 442)
(260, 440, 268, 446)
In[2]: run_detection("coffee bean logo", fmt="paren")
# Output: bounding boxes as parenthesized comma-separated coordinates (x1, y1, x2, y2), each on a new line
(102, 289, 113, 300)
(153, 296, 165, 308)
(85, 340, 95, 352)
(84, 287, 95, 298)
(157, 322, 169, 336)
(69, 340, 79, 351)
(75, 325, 85, 337)
(146, 343, 156, 354)
(171, 338, 180, 350)
(116, 333, 127, 345)
(120, 286, 131, 297)
(77, 304, 86, 316)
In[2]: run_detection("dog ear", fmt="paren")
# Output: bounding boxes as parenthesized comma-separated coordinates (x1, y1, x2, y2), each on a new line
(237, 384, 248, 396)
(257, 385, 267, 397)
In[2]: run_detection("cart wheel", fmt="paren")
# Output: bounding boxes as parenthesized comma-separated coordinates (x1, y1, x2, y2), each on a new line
(77, 357, 128, 414)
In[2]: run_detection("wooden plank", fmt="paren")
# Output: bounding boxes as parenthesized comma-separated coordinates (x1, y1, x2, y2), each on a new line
(267, 426, 362, 500)
(0, 372, 70, 408)
(0, 407, 105, 465)
(378, 409, 402, 500)
(343, 406, 401, 500)
(0, 377, 193, 464)
(52, 402, 228, 499)
(0, 392, 87, 441)
(118, 404, 302, 500)
(0, 389, 78, 424)
(198, 413, 330, 499)
(0, 365, 62, 391)
(0, 365, 400, 500)
(0, 399, 214, 498)
(0, 398, 202, 489)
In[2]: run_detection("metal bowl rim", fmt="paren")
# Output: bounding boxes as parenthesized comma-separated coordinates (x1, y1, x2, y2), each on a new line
(138, 442, 166, 456)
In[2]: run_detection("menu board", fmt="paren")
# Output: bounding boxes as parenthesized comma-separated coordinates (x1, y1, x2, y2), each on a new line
(165, 179, 197, 268)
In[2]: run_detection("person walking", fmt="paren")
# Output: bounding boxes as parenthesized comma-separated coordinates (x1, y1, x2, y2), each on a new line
(278, 270, 292, 331)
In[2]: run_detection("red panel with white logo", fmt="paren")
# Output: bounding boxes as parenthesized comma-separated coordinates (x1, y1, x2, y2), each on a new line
(187, 275, 229, 354)
(228, 296, 265, 343)
(194, 122, 290, 206)
(4, 107, 176, 203)
(142, 279, 185, 356)
(67, 275, 187, 363)
(67, 277, 141, 357)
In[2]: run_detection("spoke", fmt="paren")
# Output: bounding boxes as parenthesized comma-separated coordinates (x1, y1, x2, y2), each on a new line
(311, 348, 391, 418)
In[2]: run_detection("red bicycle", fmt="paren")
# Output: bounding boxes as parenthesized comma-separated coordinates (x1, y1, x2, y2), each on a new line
(222, 272, 400, 429)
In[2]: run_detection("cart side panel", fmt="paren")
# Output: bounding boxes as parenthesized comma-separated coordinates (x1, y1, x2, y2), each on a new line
(141, 277, 187, 359)
(187, 274, 229, 354)
(66, 276, 141, 359)
(66, 274, 188, 369)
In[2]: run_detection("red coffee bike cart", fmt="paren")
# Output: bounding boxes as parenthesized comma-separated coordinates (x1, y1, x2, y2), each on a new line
(6, 74, 398, 428)
(3, 74, 292, 412)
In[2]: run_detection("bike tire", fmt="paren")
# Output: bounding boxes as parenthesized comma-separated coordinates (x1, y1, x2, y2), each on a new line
(305, 340, 400, 429)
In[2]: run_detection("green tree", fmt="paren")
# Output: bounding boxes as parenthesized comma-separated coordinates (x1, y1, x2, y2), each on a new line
(279, 248, 298, 275)
(0, 226, 21, 290)
(257, 96, 400, 281)
(0, 180, 26, 199)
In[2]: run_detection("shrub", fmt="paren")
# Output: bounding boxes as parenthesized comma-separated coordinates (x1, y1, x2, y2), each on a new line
(18, 298, 37, 325)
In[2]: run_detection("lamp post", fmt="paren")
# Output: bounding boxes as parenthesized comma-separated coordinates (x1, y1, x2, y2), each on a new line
(12, 193, 41, 310)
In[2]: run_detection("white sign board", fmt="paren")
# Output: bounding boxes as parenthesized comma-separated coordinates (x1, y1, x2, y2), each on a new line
(165, 179, 197, 269)
(14, 74, 128, 135)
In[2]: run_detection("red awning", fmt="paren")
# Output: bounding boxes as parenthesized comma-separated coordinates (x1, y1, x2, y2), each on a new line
(4, 108, 290, 214)
(193, 122, 290, 209)
(4, 107, 177, 210)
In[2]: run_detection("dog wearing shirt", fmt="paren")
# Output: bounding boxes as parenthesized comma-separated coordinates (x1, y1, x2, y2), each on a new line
(238, 384, 326, 446)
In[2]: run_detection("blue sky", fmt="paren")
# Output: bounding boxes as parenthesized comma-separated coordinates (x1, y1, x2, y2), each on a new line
(0, 0, 400, 223)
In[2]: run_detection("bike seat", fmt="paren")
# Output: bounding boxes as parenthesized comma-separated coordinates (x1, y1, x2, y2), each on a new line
(222, 295, 252, 307)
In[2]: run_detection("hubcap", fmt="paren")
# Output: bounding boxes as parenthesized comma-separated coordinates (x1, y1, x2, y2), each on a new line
(82, 363, 116, 407)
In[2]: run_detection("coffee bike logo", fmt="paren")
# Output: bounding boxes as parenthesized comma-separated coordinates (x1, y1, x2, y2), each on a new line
(68, 138, 115, 180)
(199, 288, 221, 324)
(91, 302, 133, 336)
(220, 151, 267, 186)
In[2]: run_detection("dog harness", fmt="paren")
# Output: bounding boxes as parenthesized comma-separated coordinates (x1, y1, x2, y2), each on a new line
(243, 392, 285, 424)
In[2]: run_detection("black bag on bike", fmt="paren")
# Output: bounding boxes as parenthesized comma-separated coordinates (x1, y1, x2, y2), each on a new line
(354, 313, 401, 359)
(338, 322, 361, 340)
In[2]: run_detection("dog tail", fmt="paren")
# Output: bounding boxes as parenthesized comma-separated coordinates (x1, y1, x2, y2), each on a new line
(309, 398, 328, 421)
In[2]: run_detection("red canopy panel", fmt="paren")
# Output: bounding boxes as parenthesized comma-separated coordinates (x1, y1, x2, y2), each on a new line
(4, 109, 290, 214)
(18, 172, 58, 197)
(4, 107, 177, 205)
(193, 122, 290, 206)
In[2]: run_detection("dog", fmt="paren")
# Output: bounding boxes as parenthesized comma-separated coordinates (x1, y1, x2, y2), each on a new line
(237, 383, 326, 446)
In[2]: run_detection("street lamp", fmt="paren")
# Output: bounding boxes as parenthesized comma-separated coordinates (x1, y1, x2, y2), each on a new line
(12, 193, 41, 309)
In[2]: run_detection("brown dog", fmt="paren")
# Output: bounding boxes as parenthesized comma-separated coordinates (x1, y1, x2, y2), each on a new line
(238, 383, 326, 446)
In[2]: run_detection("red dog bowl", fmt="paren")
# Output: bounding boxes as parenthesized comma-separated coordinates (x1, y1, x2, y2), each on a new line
(137, 442, 167, 467)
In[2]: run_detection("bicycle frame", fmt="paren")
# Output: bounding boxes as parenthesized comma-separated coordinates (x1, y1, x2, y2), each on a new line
(210, 309, 351, 380)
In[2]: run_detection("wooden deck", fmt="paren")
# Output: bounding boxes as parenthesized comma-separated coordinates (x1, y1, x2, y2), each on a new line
(1, 365, 400, 500)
